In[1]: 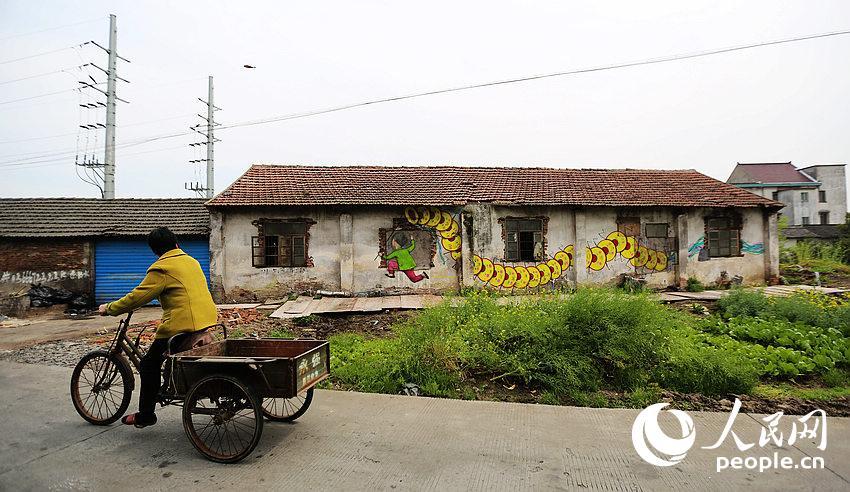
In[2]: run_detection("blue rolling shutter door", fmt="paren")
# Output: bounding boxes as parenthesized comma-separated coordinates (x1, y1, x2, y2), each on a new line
(94, 240, 210, 305)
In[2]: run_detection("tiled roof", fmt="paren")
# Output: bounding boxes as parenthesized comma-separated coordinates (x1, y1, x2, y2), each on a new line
(207, 164, 781, 209)
(783, 225, 842, 240)
(0, 198, 210, 238)
(727, 162, 817, 184)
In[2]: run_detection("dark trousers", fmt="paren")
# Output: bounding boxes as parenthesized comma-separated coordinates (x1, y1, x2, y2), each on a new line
(138, 334, 188, 417)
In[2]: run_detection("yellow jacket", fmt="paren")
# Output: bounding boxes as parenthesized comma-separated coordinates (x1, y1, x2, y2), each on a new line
(106, 248, 217, 339)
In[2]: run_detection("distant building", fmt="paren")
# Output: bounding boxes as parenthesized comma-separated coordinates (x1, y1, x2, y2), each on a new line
(727, 162, 846, 241)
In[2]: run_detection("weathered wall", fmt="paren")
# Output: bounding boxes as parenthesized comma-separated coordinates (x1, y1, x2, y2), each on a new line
(680, 207, 770, 286)
(215, 206, 461, 298)
(214, 203, 774, 297)
(0, 238, 92, 295)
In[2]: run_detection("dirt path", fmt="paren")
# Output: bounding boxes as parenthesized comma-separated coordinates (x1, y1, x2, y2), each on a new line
(0, 306, 163, 350)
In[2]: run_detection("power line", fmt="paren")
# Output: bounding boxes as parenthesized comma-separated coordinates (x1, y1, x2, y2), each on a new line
(0, 44, 80, 65)
(0, 17, 102, 42)
(2, 27, 849, 168)
(0, 65, 85, 86)
(0, 144, 189, 172)
(221, 28, 850, 131)
(0, 84, 105, 105)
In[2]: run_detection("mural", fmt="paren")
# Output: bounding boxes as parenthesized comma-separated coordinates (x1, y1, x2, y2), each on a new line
(741, 241, 764, 255)
(688, 236, 706, 258)
(404, 207, 462, 261)
(687, 235, 765, 257)
(383, 231, 429, 283)
(471, 245, 574, 289)
(586, 231, 668, 272)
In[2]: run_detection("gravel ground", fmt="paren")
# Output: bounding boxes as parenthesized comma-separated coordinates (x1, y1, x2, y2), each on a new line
(0, 340, 103, 368)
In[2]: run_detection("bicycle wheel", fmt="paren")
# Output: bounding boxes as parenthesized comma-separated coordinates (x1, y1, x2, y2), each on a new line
(182, 374, 263, 463)
(70, 350, 133, 425)
(262, 388, 314, 422)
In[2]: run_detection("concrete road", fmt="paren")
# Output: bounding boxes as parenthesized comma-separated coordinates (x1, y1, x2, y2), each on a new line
(0, 307, 162, 349)
(1, 360, 848, 491)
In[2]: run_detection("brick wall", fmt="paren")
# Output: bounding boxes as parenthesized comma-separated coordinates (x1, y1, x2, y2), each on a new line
(0, 238, 93, 295)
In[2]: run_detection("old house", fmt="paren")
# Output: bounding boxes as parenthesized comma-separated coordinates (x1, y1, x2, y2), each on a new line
(0, 198, 210, 310)
(205, 165, 782, 299)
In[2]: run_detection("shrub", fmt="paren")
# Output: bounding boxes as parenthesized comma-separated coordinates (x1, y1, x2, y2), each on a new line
(716, 289, 771, 319)
(330, 289, 677, 397)
(685, 276, 704, 292)
(655, 328, 759, 395)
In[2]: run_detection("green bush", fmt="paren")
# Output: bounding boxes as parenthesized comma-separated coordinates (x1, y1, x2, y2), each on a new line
(686, 276, 705, 292)
(330, 289, 677, 397)
(716, 289, 771, 319)
(655, 327, 759, 395)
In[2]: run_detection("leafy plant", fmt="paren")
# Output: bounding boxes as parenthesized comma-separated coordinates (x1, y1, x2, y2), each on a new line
(685, 276, 705, 292)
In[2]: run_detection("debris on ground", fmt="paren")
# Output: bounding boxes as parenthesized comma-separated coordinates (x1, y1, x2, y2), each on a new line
(0, 340, 102, 367)
(26, 284, 93, 314)
(401, 383, 421, 396)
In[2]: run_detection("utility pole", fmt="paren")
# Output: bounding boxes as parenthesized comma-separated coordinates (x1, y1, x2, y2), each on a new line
(75, 14, 128, 198)
(205, 76, 214, 198)
(188, 75, 220, 198)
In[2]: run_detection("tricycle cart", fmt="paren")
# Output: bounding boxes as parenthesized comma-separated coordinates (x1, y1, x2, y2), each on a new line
(70, 312, 330, 463)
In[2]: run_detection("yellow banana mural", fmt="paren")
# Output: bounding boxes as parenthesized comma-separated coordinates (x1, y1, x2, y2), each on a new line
(404, 206, 462, 264)
(583, 231, 669, 272)
(470, 243, 574, 290)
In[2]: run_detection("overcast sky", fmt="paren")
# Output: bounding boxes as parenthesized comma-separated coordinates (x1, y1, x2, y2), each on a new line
(1, 1, 849, 199)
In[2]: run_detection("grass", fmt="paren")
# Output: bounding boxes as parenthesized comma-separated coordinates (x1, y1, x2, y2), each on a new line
(753, 383, 850, 401)
(322, 287, 850, 407)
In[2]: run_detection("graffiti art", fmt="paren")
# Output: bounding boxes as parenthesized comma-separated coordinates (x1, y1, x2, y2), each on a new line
(471, 244, 573, 290)
(404, 206, 462, 261)
(585, 231, 669, 272)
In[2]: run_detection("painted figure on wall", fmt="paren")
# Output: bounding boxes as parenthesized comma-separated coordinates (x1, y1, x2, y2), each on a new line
(384, 231, 429, 283)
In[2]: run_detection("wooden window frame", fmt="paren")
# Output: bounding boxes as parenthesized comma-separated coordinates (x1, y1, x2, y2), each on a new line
(501, 217, 547, 262)
(251, 218, 314, 268)
(819, 190, 827, 203)
(705, 215, 742, 258)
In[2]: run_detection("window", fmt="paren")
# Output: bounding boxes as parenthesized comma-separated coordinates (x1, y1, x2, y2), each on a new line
(819, 190, 827, 203)
(645, 223, 668, 238)
(706, 217, 740, 258)
(801, 192, 809, 203)
(802, 216, 810, 225)
(252, 220, 309, 267)
(504, 218, 544, 261)
(820, 211, 830, 225)
(771, 191, 779, 201)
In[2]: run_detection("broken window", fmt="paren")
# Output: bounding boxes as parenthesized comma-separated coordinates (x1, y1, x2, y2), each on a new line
(504, 218, 544, 261)
(252, 220, 310, 267)
(645, 223, 668, 238)
(706, 216, 741, 258)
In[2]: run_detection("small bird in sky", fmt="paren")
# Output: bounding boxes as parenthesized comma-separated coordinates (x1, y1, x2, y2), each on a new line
(243, 64, 256, 69)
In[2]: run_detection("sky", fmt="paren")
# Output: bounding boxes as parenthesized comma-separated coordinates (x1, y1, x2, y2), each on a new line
(1, 1, 849, 199)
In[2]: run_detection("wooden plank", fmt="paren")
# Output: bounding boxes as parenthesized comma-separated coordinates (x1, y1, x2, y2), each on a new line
(382, 296, 402, 309)
(421, 294, 443, 307)
(216, 303, 261, 309)
(284, 296, 314, 314)
(352, 297, 383, 313)
(397, 295, 423, 309)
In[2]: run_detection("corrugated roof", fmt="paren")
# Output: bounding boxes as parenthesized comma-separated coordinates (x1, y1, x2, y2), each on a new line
(728, 162, 817, 185)
(783, 225, 842, 240)
(0, 198, 210, 238)
(206, 164, 781, 209)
